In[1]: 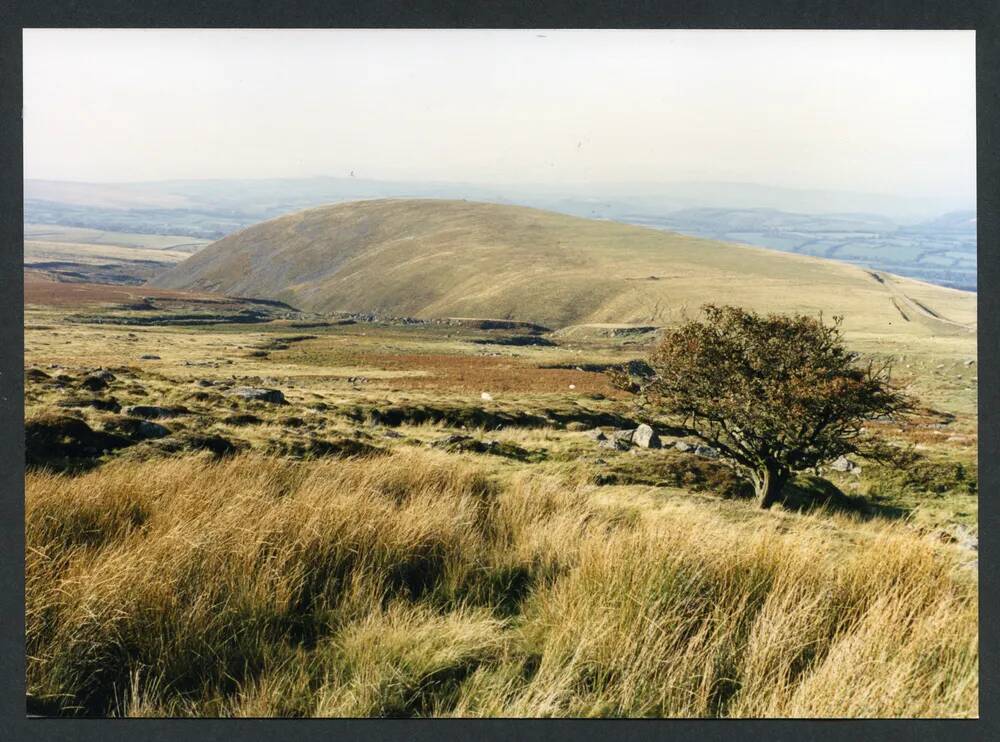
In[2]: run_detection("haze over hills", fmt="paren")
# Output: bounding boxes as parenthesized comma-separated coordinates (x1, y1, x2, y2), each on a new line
(25, 177, 978, 291)
(151, 199, 976, 336)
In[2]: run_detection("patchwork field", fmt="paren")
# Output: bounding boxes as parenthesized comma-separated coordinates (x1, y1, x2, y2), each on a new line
(24, 272, 978, 717)
(24, 223, 210, 285)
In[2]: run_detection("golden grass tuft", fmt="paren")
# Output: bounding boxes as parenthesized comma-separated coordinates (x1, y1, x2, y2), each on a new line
(26, 450, 977, 718)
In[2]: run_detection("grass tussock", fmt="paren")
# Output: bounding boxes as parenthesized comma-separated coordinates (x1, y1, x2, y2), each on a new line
(26, 451, 977, 718)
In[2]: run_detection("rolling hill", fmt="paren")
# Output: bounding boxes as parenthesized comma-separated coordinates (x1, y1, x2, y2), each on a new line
(150, 199, 976, 336)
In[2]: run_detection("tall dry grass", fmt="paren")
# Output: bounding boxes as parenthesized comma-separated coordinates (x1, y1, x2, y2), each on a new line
(26, 450, 977, 717)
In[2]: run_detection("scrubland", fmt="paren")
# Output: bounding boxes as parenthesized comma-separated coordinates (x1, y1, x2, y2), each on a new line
(27, 451, 977, 718)
(23, 278, 979, 718)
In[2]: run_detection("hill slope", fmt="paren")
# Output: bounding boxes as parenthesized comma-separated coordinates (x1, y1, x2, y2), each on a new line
(151, 199, 975, 335)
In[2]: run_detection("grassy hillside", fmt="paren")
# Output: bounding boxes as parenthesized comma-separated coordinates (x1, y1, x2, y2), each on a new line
(24, 285, 978, 718)
(27, 451, 977, 718)
(150, 200, 976, 336)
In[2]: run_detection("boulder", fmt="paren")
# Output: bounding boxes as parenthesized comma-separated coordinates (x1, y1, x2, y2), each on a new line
(231, 387, 287, 404)
(632, 423, 661, 449)
(830, 455, 859, 473)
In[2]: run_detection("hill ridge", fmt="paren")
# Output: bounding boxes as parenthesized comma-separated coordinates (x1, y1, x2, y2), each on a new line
(151, 199, 975, 336)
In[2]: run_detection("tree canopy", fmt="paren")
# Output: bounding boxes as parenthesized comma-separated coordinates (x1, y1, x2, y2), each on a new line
(612, 305, 913, 508)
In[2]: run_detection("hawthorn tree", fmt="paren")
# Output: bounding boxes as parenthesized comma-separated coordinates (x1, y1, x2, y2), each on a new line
(611, 305, 913, 509)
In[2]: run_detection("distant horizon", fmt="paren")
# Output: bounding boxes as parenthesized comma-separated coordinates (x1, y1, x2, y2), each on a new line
(24, 29, 975, 209)
(21, 172, 977, 203)
(23, 173, 975, 224)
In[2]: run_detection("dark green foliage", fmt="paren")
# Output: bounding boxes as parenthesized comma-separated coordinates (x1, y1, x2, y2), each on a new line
(612, 305, 913, 508)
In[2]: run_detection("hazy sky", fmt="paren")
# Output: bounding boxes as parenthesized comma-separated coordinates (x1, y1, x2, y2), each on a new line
(23, 29, 975, 203)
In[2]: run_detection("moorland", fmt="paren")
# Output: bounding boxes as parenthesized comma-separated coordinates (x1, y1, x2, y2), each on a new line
(24, 200, 979, 717)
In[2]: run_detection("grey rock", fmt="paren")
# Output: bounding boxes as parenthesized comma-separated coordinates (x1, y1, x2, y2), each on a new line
(674, 440, 692, 452)
(694, 445, 720, 459)
(599, 432, 632, 451)
(830, 455, 859, 473)
(139, 354, 161, 360)
(230, 387, 287, 404)
(632, 423, 661, 449)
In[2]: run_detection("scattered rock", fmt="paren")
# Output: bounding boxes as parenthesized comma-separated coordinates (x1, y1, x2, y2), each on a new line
(103, 416, 171, 440)
(829, 455, 861, 473)
(481, 392, 494, 401)
(122, 405, 189, 419)
(632, 423, 661, 449)
(674, 440, 692, 452)
(230, 387, 287, 404)
(693, 445, 720, 459)
(599, 429, 634, 451)
(196, 379, 216, 387)
(139, 354, 161, 360)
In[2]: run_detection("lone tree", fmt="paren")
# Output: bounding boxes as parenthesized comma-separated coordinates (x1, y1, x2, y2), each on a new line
(612, 305, 913, 508)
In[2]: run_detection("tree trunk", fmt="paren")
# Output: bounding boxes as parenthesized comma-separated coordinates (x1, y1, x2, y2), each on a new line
(753, 464, 788, 509)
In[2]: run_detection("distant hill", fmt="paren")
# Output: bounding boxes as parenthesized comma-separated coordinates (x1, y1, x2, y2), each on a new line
(25, 178, 977, 291)
(150, 199, 975, 336)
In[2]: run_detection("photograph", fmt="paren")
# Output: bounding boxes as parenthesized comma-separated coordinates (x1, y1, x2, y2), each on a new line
(21, 28, 978, 718)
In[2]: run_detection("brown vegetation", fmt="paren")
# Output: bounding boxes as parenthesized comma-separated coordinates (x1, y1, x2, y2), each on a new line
(26, 451, 977, 718)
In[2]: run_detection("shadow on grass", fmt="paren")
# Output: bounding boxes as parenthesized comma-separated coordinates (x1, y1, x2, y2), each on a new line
(779, 475, 909, 521)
